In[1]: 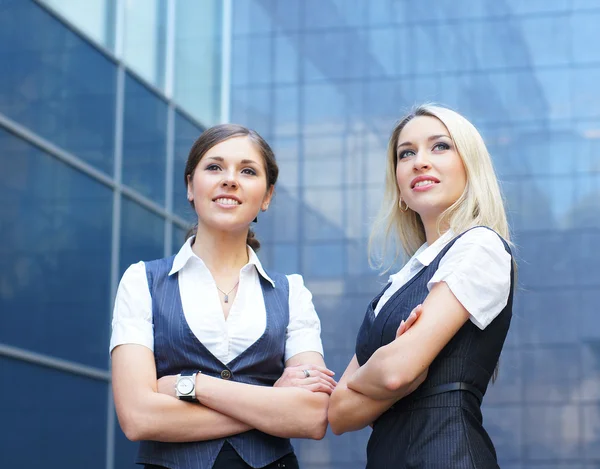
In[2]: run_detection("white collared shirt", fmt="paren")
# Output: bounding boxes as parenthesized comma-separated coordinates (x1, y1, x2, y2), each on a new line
(374, 227, 512, 330)
(110, 238, 324, 364)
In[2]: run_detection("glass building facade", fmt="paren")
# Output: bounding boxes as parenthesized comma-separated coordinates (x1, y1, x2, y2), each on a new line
(230, 1, 600, 468)
(1, 0, 600, 468)
(0, 0, 214, 467)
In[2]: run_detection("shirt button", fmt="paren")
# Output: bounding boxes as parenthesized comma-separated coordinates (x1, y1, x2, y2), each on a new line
(220, 370, 232, 380)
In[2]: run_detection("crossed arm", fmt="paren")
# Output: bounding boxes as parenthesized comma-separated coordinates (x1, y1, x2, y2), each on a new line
(112, 347, 335, 443)
(328, 281, 471, 434)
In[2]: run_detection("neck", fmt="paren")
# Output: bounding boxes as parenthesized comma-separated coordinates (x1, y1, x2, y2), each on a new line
(191, 223, 250, 275)
(421, 215, 449, 245)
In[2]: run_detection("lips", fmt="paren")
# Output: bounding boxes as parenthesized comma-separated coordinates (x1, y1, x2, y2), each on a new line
(410, 175, 440, 189)
(213, 195, 241, 205)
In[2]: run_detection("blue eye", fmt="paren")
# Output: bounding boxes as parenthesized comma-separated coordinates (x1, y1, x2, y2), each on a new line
(398, 149, 415, 160)
(433, 142, 450, 151)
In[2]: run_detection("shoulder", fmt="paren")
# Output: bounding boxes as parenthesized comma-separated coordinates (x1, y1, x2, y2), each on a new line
(452, 226, 510, 256)
(120, 261, 146, 284)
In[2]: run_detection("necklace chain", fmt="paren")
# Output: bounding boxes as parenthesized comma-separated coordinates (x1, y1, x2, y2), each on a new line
(216, 281, 240, 303)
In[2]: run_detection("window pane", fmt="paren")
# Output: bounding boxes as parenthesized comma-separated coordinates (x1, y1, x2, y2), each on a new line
(173, 111, 203, 221)
(39, 0, 116, 50)
(122, 0, 167, 89)
(114, 418, 137, 469)
(172, 225, 189, 256)
(174, 0, 222, 125)
(0, 358, 108, 469)
(0, 128, 112, 368)
(119, 197, 165, 275)
(0, 1, 117, 174)
(122, 73, 168, 205)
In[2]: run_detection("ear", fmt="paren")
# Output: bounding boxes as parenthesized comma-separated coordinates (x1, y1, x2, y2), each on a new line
(186, 174, 193, 201)
(261, 185, 274, 211)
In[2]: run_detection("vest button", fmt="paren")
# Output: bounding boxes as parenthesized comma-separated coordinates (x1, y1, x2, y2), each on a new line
(220, 370, 232, 380)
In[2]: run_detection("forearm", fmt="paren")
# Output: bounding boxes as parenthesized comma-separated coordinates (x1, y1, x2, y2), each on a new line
(328, 382, 396, 435)
(117, 390, 251, 442)
(195, 374, 329, 439)
(347, 345, 421, 400)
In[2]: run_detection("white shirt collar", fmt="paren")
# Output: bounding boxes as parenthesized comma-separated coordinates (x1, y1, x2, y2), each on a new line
(414, 229, 455, 267)
(169, 237, 275, 287)
(389, 230, 455, 282)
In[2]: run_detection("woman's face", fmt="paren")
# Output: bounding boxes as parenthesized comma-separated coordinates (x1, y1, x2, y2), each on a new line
(395, 116, 467, 223)
(188, 136, 273, 233)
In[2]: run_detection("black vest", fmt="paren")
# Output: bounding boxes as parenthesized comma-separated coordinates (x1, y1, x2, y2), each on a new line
(137, 256, 294, 469)
(356, 228, 514, 468)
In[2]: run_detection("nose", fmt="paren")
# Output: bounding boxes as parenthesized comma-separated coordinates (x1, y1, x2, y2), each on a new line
(413, 150, 432, 171)
(221, 171, 238, 188)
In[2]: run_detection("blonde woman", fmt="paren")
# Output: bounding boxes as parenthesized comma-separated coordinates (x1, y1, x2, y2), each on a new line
(329, 105, 514, 468)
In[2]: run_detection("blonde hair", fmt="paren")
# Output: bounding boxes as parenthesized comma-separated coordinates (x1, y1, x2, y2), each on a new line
(369, 104, 510, 270)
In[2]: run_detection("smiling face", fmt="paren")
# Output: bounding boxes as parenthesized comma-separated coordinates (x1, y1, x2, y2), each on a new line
(187, 136, 273, 234)
(395, 115, 467, 226)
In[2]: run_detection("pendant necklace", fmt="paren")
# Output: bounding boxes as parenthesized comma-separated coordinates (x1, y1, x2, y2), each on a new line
(216, 281, 240, 303)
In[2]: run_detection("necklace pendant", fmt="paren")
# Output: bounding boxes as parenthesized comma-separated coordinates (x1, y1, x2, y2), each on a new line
(224, 294, 229, 303)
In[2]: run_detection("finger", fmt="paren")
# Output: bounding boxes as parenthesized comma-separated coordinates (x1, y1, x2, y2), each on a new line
(304, 364, 336, 376)
(298, 376, 336, 390)
(306, 383, 334, 395)
(396, 320, 406, 338)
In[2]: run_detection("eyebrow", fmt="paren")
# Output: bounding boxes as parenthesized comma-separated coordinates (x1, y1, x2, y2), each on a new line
(397, 134, 451, 148)
(206, 156, 260, 166)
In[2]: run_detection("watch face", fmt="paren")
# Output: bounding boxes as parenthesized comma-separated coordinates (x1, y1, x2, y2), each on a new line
(177, 377, 194, 395)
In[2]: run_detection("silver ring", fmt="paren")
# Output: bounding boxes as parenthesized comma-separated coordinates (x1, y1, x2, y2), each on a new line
(303, 369, 310, 378)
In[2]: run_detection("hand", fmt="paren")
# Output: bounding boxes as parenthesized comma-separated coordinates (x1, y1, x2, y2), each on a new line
(157, 375, 177, 398)
(396, 304, 423, 338)
(274, 364, 337, 394)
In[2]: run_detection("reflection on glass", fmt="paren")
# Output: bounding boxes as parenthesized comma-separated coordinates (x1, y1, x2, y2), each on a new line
(122, 73, 168, 205)
(123, 0, 167, 89)
(0, 128, 113, 368)
(0, 359, 108, 467)
(173, 111, 203, 221)
(174, 0, 222, 125)
(172, 224, 189, 255)
(119, 196, 165, 275)
(0, 1, 117, 174)
(39, 0, 116, 50)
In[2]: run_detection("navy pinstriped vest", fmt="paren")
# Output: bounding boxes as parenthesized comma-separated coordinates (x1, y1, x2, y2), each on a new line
(136, 256, 294, 469)
(356, 228, 514, 469)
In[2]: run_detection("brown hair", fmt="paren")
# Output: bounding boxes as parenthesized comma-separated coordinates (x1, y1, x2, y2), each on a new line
(184, 124, 278, 251)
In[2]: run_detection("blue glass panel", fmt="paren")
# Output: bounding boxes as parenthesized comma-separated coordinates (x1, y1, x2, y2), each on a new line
(273, 86, 299, 136)
(572, 67, 600, 119)
(119, 197, 165, 275)
(272, 243, 299, 273)
(0, 1, 117, 174)
(519, 14, 571, 67)
(114, 418, 138, 469)
(303, 242, 345, 278)
(304, 84, 346, 135)
(274, 35, 299, 84)
(248, 35, 273, 86)
(523, 404, 580, 460)
(173, 111, 203, 221)
(304, 188, 344, 240)
(0, 358, 107, 469)
(231, 37, 250, 87)
(232, 0, 273, 35)
(0, 128, 112, 368)
(122, 73, 168, 205)
(172, 224, 189, 256)
(482, 405, 522, 463)
(366, 28, 398, 78)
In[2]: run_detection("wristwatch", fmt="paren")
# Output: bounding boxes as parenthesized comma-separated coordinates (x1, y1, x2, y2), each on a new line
(176, 371, 199, 402)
